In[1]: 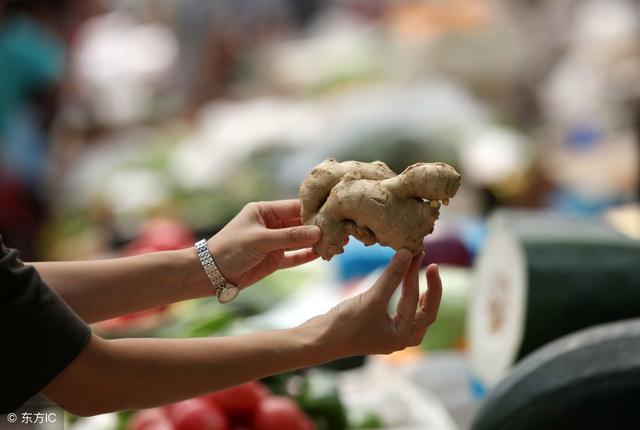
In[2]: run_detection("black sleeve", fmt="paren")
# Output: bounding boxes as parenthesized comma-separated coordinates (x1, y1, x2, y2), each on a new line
(0, 237, 92, 413)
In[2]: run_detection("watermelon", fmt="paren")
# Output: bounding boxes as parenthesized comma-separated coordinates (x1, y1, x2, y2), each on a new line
(468, 210, 640, 388)
(472, 318, 640, 430)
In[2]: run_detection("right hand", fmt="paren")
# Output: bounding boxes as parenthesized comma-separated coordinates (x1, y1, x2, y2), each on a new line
(303, 249, 443, 359)
(206, 200, 321, 288)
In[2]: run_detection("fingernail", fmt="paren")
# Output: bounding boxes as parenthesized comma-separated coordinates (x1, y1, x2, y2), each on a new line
(397, 249, 411, 262)
(304, 225, 321, 240)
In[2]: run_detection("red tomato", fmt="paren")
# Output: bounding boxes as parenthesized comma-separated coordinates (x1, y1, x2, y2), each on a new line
(129, 408, 173, 430)
(251, 396, 313, 430)
(123, 243, 160, 256)
(301, 415, 315, 430)
(204, 382, 269, 419)
(168, 399, 229, 430)
(130, 218, 195, 253)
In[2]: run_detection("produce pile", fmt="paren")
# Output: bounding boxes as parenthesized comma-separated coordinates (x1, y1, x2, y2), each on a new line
(123, 369, 365, 430)
(128, 382, 313, 430)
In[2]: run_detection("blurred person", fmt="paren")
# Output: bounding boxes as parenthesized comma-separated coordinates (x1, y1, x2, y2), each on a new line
(172, 0, 329, 117)
(1, 199, 443, 415)
(0, 0, 99, 257)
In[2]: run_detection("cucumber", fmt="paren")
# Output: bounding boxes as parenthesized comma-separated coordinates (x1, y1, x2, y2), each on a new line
(472, 318, 640, 430)
(468, 210, 640, 388)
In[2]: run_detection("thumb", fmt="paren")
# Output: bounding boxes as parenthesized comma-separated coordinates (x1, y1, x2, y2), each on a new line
(371, 249, 412, 304)
(258, 225, 321, 251)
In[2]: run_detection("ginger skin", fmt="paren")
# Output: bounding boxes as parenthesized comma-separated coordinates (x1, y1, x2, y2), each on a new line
(299, 158, 461, 260)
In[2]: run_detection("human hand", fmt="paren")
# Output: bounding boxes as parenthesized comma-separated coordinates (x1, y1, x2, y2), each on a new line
(207, 200, 322, 288)
(302, 249, 442, 359)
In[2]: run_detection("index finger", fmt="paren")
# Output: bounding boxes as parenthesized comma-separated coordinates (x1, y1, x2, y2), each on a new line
(371, 250, 412, 304)
(257, 199, 302, 223)
(393, 252, 422, 331)
(281, 218, 303, 228)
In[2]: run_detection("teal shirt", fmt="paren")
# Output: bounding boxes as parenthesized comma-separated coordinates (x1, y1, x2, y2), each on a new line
(0, 15, 65, 134)
(0, 16, 65, 183)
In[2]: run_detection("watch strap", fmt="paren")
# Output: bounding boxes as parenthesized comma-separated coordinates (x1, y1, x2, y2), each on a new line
(194, 239, 239, 303)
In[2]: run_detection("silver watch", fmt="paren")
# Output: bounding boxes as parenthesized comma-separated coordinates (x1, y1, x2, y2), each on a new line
(194, 239, 239, 303)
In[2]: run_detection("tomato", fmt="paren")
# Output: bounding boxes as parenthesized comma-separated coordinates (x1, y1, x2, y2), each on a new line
(251, 396, 314, 430)
(302, 416, 315, 430)
(129, 218, 195, 253)
(123, 243, 160, 257)
(168, 398, 230, 430)
(129, 408, 173, 430)
(204, 382, 269, 419)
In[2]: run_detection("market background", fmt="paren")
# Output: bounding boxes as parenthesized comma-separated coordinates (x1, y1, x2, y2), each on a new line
(1, 0, 639, 429)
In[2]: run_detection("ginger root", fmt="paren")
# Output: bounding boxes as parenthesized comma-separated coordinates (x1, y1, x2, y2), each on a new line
(299, 158, 461, 260)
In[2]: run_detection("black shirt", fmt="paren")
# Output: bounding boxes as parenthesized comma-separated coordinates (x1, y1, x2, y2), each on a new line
(0, 236, 91, 413)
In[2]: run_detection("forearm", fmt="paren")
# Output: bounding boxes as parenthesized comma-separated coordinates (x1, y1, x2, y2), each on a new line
(31, 249, 211, 323)
(45, 326, 331, 416)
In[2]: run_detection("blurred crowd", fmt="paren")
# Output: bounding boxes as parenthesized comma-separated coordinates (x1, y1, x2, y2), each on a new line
(1, 0, 639, 260)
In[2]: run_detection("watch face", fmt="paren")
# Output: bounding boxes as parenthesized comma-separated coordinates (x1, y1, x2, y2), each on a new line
(217, 285, 239, 303)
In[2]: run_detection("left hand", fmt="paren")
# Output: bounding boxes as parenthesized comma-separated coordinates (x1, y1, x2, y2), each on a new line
(207, 200, 322, 288)
(299, 250, 442, 359)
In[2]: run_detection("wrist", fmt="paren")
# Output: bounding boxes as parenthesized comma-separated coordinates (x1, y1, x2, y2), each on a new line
(176, 247, 213, 299)
(294, 315, 338, 365)
(206, 236, 237, 285)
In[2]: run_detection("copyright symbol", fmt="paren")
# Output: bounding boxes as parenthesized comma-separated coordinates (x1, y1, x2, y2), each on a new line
(7, 413, 17, 423)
